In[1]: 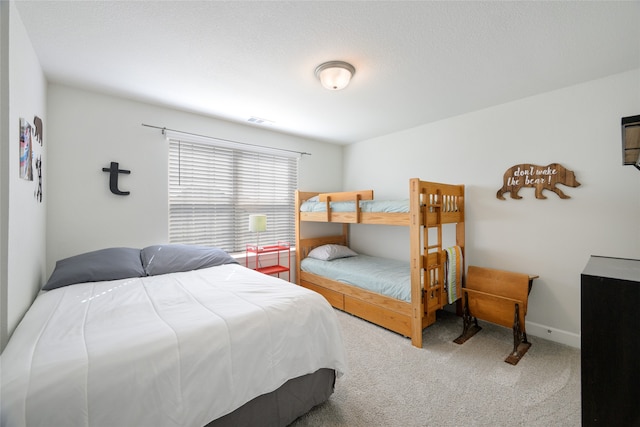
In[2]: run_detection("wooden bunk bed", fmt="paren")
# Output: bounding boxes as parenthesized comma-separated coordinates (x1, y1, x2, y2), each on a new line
(295, 178, 465, 348)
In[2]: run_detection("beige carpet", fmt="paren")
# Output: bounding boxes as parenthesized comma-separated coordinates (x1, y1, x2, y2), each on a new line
(291, 309, 581, 427)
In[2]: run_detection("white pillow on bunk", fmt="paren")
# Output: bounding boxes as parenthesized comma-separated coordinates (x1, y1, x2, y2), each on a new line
(307, 244, 358, 261)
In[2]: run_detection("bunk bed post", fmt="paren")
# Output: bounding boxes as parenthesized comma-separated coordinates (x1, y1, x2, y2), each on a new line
(434, 190, 444, 309)
(455, 188, 466, 314)
(455, 188, 465, 258)
(409, 178, 423, 348)
(295, 190, 302, 285)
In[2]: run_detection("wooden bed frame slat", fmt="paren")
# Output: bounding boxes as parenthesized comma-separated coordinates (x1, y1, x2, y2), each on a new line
(300, 272, 412, 315)
(319, 190, 374, 202)
(299, 212, 411, 225)
(295, 178, 465, 348)
(344, 297, 412, 337)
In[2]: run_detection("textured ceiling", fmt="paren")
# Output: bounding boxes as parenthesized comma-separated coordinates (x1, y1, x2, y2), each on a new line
(14, 1, 640, 145)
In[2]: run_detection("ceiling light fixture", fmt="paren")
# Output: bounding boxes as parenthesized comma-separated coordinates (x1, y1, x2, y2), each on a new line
(315, 61, 355, 91)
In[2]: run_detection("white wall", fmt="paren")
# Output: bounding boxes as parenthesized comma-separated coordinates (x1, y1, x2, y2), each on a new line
(46, 84, 343, 274)
(0, 2, 48, 349)
(343, 69, 640, 347)
(0, 0, 9, 350)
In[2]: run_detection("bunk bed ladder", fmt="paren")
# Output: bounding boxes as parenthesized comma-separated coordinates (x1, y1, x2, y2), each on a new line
(424, 191, 444, 322)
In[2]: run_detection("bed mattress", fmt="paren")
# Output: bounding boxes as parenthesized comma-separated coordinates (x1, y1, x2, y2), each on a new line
(1, 263, 347, 427)
(300, 199, 409, 213)
(301, 254, 411, 302)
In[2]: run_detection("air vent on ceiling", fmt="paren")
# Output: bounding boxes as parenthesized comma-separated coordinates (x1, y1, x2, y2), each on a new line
(248, 116, 274, 125)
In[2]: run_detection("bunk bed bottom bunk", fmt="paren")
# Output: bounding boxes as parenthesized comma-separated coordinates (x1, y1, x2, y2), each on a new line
(297, 236, 437, 339)
(300, 254, 412, 302)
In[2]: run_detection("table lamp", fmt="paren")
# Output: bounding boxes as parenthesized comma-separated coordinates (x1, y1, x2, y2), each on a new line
(249, 214, 267, 250)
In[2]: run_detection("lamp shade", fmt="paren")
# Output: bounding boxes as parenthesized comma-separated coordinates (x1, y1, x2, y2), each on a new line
(248, 214, 267, 232)
(315, 61, 355, 91)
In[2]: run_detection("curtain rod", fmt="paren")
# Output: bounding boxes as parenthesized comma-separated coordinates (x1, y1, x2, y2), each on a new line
(141, 123, 312, 157)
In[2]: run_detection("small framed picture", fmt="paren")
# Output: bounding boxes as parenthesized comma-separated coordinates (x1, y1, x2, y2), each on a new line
(19, 118, 33, 181)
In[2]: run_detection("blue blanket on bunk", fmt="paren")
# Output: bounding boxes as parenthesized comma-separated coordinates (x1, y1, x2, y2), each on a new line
(300, 199, 410, 213)
(300, 254, 411, 302)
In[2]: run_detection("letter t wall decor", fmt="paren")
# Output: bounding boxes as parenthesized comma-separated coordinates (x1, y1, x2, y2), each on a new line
(102, 161, 131, 195)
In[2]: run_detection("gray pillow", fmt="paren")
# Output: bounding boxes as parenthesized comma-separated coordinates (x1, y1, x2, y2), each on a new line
(43, 247, 145, 290)
(307, 244, 358, 261)
(141, 244, 238, 276)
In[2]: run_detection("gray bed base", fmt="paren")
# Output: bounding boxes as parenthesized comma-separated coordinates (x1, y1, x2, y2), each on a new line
(205, 368, 336, 427)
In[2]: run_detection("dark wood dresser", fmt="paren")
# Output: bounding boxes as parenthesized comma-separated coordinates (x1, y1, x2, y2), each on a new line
(581, 255, 640, 426)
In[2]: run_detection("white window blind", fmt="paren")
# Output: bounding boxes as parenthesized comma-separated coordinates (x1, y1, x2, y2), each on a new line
(169, 140, 298, 253)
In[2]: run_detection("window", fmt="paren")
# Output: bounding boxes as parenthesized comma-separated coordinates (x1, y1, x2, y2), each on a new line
(168, 139, 298, 253)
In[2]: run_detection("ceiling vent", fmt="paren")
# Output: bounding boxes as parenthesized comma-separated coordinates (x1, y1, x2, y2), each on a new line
(248, 117, 274, 125)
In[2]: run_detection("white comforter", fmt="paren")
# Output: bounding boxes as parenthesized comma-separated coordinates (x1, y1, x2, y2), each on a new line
(1, 264, 347, 427)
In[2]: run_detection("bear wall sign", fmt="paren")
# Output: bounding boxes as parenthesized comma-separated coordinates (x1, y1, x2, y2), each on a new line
(497, 163, 581, 200)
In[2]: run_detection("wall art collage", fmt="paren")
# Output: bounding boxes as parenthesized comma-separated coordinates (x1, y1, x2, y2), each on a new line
(19, 116, 43, 202)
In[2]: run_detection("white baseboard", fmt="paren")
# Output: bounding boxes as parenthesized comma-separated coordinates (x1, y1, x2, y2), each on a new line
(442, 304, 581, 349)
(527, 321, 581, 349)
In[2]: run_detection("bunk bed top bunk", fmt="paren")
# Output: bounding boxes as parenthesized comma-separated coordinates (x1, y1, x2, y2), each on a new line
(295, 178, 465, 348)
(296, 178, 464, 226)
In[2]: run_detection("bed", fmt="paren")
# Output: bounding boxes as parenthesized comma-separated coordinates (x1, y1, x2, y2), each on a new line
(1, 244, 347, 427)
(295, 178, 465, 348)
